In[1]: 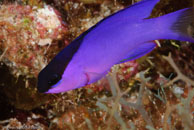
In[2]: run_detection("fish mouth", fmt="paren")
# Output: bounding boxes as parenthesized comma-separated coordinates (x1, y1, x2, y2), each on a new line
(37, 87, 48, 93)
(37, 85, 50, 93)
(37, 81, 51, 93)
(37, 79, 61, 93)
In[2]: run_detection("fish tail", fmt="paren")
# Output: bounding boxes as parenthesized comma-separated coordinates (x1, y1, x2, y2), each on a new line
(156, 7, 194, 42)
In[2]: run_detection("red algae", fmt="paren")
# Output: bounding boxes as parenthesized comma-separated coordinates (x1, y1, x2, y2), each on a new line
(0, 4, 68, 77)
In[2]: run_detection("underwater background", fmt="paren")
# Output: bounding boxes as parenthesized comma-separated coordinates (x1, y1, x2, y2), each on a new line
(0, 0, 194, 129)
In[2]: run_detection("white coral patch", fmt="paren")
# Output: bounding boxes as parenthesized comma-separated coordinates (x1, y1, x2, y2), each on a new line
(35, 5, 61, 29)
(38, 38, 52, 46)
(173, 86, 184, 95)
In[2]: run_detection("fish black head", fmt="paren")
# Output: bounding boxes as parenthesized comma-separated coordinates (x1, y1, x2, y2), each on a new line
(37, 57, 66, 93)
(37, 43, 81, 93)
(38, 31, 87, 93)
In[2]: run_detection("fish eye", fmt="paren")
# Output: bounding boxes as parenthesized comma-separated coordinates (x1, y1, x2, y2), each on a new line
(48, 74, 61, 86)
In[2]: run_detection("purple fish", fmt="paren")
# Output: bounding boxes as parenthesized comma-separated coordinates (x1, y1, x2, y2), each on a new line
(38, 0, 194, 93)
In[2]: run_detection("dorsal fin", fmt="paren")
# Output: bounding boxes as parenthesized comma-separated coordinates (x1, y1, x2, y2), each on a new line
(126, 0, 160, 19)
(100, 0, 160, 26)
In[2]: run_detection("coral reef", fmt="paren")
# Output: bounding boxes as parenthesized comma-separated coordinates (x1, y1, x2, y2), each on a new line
(0, 4, 68, 77)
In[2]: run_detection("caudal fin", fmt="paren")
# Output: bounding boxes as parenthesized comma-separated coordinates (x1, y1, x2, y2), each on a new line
(157, 8, 194, 42)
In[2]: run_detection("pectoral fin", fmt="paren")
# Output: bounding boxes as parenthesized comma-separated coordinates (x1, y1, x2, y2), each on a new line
(85, 71, 108, 84)
(119, 42, 156, 63)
